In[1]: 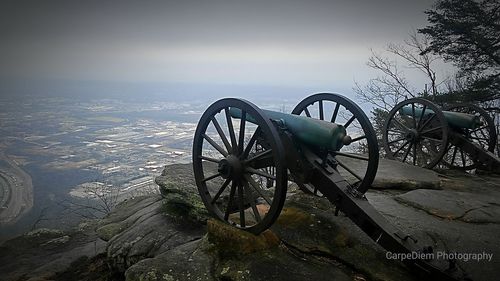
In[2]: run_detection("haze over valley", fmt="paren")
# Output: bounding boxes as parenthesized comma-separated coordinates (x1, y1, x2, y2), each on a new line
(0, 85, 311, 240)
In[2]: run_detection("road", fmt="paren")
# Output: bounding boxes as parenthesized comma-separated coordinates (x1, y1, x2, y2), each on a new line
(0, 152, 33, 225)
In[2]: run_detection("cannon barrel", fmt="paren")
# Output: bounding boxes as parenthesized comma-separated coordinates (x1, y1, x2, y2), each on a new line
(229, 108, 347, 151)
(400, 106, 481, 129)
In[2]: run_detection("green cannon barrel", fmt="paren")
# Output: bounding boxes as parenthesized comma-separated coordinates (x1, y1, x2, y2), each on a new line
(399, 106, 482, 129)
(229, 108, 347, 151)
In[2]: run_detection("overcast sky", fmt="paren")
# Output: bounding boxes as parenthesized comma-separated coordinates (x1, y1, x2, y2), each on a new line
(0, 0, 450, 93)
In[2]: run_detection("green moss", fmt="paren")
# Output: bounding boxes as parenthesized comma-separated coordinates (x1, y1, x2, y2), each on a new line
(275, 207, 314, 228)
(161, 189, 210, 224)
(207, 219, 280, 257)
(96, 222, 125, 241)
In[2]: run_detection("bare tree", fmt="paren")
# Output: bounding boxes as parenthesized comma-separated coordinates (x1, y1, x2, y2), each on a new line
(30, 205, 51, 230)
(355, 30, 450, 111)
(58, 176, 160, 220)
(59, 181, 121, 220)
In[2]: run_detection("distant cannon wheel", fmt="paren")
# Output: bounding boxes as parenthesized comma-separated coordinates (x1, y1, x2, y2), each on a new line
(441, 103, 497, 170)
(292, 93, 379, 195)
(383, 98, 448, 169)
(192, 98, 287, 234)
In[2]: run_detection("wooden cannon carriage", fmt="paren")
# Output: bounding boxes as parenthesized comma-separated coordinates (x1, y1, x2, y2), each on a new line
(383, 98, 499, 172)
(192, 93, 470, 280)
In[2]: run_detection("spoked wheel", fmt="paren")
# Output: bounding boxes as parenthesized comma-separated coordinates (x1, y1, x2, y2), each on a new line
(192, 98, 287, 234)
(292, 93, 379, 195)
(441, 103, 497, 170)
(383, 98, 449, 169)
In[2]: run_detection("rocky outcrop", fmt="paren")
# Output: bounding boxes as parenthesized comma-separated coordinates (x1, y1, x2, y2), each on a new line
(0, 223, 107, 281)
(96, 195, 206, 273)
(1, 163, 499, 281)
(95, 163, 426, 281)
(117, 163, 500, 281)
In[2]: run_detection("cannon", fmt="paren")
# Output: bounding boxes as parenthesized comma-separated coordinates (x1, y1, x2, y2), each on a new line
(382, 98, 499, 172)
(192, 93, 468, 280)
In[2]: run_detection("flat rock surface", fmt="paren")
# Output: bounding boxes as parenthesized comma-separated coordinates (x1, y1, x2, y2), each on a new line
(340, 157, 441, 190)
(394, 189, 500, 223)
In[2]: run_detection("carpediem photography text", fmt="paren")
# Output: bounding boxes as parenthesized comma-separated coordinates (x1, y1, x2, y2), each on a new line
(386, 251, 493, 262)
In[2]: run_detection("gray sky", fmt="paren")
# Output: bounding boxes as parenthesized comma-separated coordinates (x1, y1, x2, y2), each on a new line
(0, 0, 446, 91)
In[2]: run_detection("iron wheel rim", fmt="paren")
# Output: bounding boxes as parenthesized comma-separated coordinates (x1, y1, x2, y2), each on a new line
(192, 98, 287, 234)
(441, 103, 497, 170)
(292, 93, 379, 195)
(383, 98, 449, 169)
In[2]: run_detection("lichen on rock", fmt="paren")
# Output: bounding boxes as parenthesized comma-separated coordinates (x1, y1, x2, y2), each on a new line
(155, 165, 210, 224)
(207, 219, 280, 256)
(160, 188, 210, 224)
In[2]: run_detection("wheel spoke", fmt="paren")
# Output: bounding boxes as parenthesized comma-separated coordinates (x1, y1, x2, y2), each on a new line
(344, 115, 356, 129)
(388, 137, 406, 145)
(245, 174, 272, 205)
(319, 100, 324, 120)
(471, 126, 488, 133)
(202, 173, 221, 183)
(460, 150, 466, 167)
(336, 158, 363, 181)
(388, 128, 406, 134)
(334, 151, 369, 161)
(238, 183, 245, 227)
(211, 117, 231, 152)
(473, 131, 489, 147)
(451, 146, 458, 166)
(243, 127, 260, 158)
(393, 140, 410, 156)
(420, 126, 443, 135)
(421, 135, 442, 142)
(411, 103, 417, 129)
(224, 181, 237, 221)
(470, 136, 489, 141)
(412, 142, 417, 165)
(350, 135, 366, 143)
(238, 110, 247, 155)
(202, 134, 228, 157)
(393, 118, 411, 132)
(199, 155, 221, 163)
(243, 180, 261, 222)
(244, 149, 273, 164)
(246, 167, 276, 180)
(416, 105, 427, 129)
(402, 143, 413, 162)
(211, 178, 231, 204)
(419, 113, 436, 130)
(304, 107, 311, 117)
(331, 103, 340, 123)
(224, 108, 238, 154)
(478, 126, 489, 140)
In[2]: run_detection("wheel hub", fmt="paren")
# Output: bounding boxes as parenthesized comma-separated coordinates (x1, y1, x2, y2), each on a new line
(218, 155, 243, 180)
(406, 129, 420, 142)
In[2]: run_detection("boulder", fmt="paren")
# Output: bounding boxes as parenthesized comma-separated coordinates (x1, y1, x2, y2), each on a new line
(0, 222, 106, 281)
(97, 195, 206, 272)
(125, 219, 355, 281)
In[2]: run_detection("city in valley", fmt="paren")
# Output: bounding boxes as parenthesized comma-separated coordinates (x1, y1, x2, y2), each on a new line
(0, 94, 206, 236)
(0, 93, 295, 238)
